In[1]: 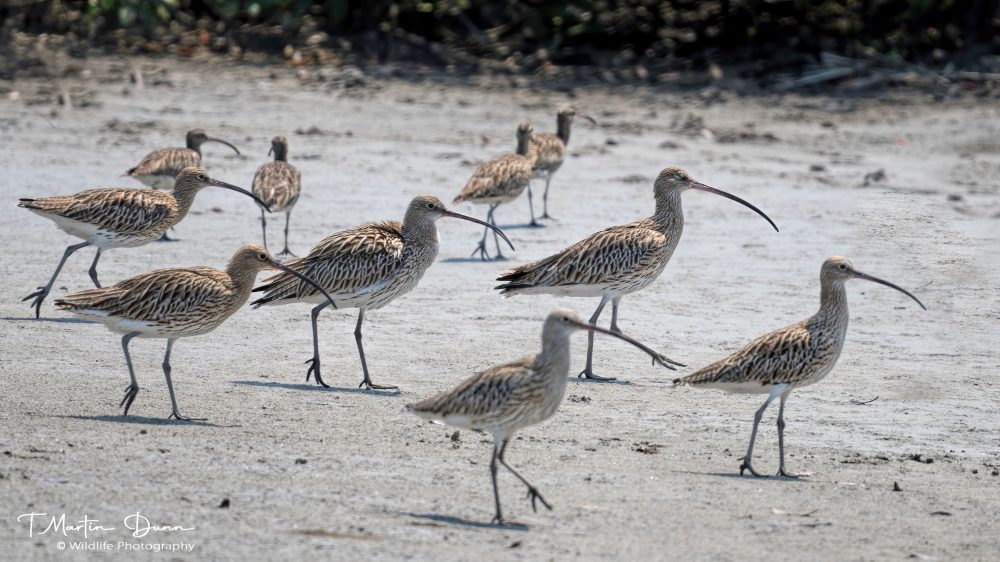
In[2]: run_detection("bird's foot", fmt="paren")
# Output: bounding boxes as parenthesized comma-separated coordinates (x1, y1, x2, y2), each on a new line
(493, 252, 508, 262)
(157, 232, 179, 242)
(540, 213, 557, 222)
(304, 357, 330, 388)
(119, 384, 140, 415)
(739, 458, 765, 478)
(651, 351, 685, 370)
(526, 487, 553, 513)
(777, 468, 810, 479)
(168, 411, 206, 422)
(526, 219, 544, 228)
(470, 241, 490, 261)
(359, 379, 399, 391)
(22, 286, 49, 319)
(577, 369, 617, 381)
(277, 248, 297, 258)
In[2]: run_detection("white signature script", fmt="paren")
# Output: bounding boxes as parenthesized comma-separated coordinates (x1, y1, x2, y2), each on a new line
(17, 512, 194, 538)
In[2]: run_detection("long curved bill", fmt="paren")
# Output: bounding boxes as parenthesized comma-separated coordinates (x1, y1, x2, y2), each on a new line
(853, 270, 927, 310)
(691, 181, 779, 233)
(570, 319, 685, 370)
(207, 137, 241, 155)
(269, 260, 338, 310)
(442, 209, 515, 251)
(209, 178, 272, 212)
(580, 113, 598, 125)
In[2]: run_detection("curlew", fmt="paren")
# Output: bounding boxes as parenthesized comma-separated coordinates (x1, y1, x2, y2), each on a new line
(497, 166, 777, 380)
(673, 256, 926, 477)
(252, 135, 302, 257)
(453, 123, 535, 261)
(527, 106, 596, 222)
(19, 167, 269, 318)
(408, 308, 680, 525)
(251, 195, 514, 390)
(55, 244, 336, 421)
(124, 128, 240, 190)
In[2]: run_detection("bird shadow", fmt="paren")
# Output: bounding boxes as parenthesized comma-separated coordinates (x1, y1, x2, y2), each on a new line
(0, 316, 93, 324)
(440, 256, 511, 264)
(51, 414, 226, 427)
(403, 512, 529, 531)
(231, 380, 402, 397)
(567, 376, 632, 386)
(496, 222, 546, 230)
(676, 469, 807, 483)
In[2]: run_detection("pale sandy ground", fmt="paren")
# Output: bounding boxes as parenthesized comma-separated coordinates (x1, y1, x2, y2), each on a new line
(1, 58, 998, 561)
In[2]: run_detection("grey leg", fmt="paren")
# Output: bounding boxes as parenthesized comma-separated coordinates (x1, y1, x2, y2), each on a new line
(260, 209, 269, 253)
(305, 302, 332, 387)
(609, 296, 622, 334)
(578, 295, 615, 380)
(490, 206, 506, 261)
(23, 241, 90, 318)
(278, 211, 295, 257)
(88, 249, 102, 288)
(470, 205, 494, 261)
(498, 439, 552, 514)
(777, 388, 799, 478)
(526, 182, 540, 227)
(119, 332, 141, 416)
(163, 339, 204, 421)
(541, 174, 555, 220)
(490, 439, 504, 525)
(740, 385, 785, 477)
(356, 309, 397, 390)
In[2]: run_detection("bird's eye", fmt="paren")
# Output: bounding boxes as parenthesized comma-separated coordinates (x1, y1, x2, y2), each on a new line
(426, 203, 435, 209)
(197, 174, 207, 181)
(838, 264, 847, 271)
(258, 253, 268, 260)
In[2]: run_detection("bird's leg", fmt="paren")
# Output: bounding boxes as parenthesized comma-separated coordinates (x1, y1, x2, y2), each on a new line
(119, 332, 140, 416)
(23, 241, 89, 318)
(305, 302, 331, 387)
(498, 439, 552, 514)
(470, 206, 494, 261)
(776, 389, 800, 478)
(88, 249, 102, 288)
(609, 296, 623, 335)
(355, 310, 397, 391)
(541, 174, 556, 220)
(740, 385, 784, 477)
(490, 205, 507, 261)
(526, 181, 541, 227)
(259, 209, 269, 253)
(278, 211, 295, 257)
(578, 296, 615, 380)
(162, 339, 204, 421)
(157, 230, 178, 242)
(490, 440, 505, 525)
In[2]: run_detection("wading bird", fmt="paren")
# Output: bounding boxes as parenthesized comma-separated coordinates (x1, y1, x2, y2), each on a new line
(124, 128, 240, 190)
(528, 106, 596, 222)
(673, 256, 925, 477)
(408, 308, 680, 525)
(252, 135, 301, 257)
(252, 195, 514, 390)
(496, 166, 777, 380)
(55, 245, 336, 421)
(19, 167, 268, 318)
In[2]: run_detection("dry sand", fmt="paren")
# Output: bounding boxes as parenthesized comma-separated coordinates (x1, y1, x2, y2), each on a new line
(1, 58, 998, 561)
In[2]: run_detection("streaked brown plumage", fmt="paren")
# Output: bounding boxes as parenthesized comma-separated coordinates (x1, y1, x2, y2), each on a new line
(408, 308, 679, 525)
(673, 256, 926, 477)
(527, 106, 595, 221)
(253, 135, 302, 256)
(454, 123, 534, 260)
(124, 129, 241, 190)
(496, 166, 776, 381)
(19, 167, 267, 318)
(55, 244, 334, 420)
(252, 195, 514, 390)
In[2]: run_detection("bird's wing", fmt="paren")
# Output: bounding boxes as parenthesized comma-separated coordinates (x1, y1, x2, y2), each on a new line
(497, 221, 666, 289)
(676, 321, 822, 387)
(529, 133, 564, 168)
(407, 356, 536, 420)
(454, 154, 532, 202)
(252, 161, 302, 210)
(19, 188, 174, 233)
(252, 221, 405, 303)
(127, 147, 199, 177)
(56, 267, 229, 320)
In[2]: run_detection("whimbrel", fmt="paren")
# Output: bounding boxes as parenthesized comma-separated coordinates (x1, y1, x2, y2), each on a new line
(252, 136, 301, 257)
(496, 167, 777, 380)
(55, 244, 336, 420)
(251, 195, 514, 390)
(407, 308, 679, 525)
(19, 167, 268, 318)
(124, 129, 240, 190)
(673, 256, 926, 477)
(528, 106, 596, 221)
(454, 123, 535, 260)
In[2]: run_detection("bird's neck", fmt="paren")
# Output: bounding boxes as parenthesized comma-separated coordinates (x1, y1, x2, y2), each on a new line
(556, 119, 571, 145)
(516, 135, 530, 156)
(169, 186, 200, 224)
(401, 218, 440, 248)
(225, 262, 261, 297)
(652, 188, 684, 230)
(272, 150, 287, 162)
(537, 333, 573, 382)
(187, 140, 202, 156)
(817, 278, 850, 328)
